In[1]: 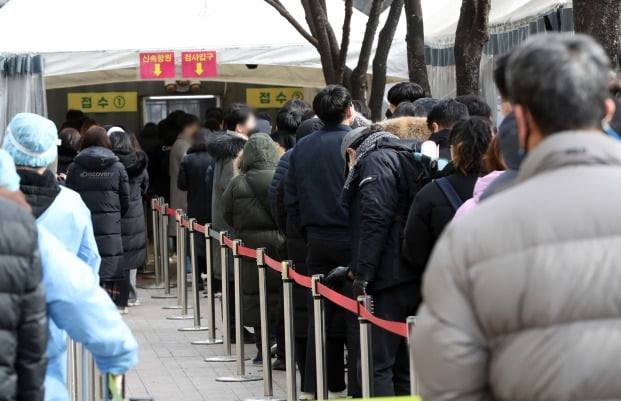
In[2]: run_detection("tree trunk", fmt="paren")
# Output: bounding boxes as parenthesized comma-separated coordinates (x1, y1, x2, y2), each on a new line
(574, 0, 621, 68)
(454, 0, 491, 96)
(404, 0, 431, 96)
(337, 0, 354, 84)
(350, 0, 385, 101)
(302, 0, 339, 83)
(369, 0, 405, 121)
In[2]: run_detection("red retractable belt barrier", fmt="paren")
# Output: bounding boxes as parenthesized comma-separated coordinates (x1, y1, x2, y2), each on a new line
(148, 199, 410, 338)
(264, 255, 283, 273)
(222, 236, 234, 248)
(238, 245, 257, 259)
(192, 222, 206, 234)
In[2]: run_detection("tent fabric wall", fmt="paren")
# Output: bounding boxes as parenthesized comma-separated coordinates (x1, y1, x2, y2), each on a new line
(0, 0, 574, 107)
(0, 54, 46, 139)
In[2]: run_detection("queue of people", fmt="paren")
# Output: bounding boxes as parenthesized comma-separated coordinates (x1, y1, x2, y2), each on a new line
(0, 114, 138, 400)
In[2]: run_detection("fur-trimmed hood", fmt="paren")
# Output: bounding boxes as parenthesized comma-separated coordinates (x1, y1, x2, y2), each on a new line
(379, 117, 431, 141)
(206, 131, 247, 161)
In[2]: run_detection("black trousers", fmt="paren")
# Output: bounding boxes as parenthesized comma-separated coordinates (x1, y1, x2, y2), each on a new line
(371, 281, 420, 396)
(303, 239, 361, 397)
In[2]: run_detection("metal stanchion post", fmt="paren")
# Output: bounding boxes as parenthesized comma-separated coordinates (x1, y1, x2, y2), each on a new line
(153, 201, 176, 299)
(151, 198, 161, 284)
(358, 295, 374, 398)
(311, 274, 328, 400)
(86, 352, 103, 401)
(67, 339, 77, 401)
(205, 232, 236, 362)
(180, 218, 208, 331)
(281, 261, 297, 401)
(192, 224, 223, 345)
(407, 316, 419, 396)
(245, 248, 285, 400)
(217, 239, 261, 382)
(167, 214, 194, 320)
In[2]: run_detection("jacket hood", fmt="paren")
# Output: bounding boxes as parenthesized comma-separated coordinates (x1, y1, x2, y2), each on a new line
(240, 133, 279, 172)
(17, 169, 60, 218)
(498, 113, 521, 169)
(114, 150, 148, 178)
(206, 131, 247, 161)
(518, 131, 621, 183)
(380, 117, 431, 141)
(472, 170, 504, 202)
(73, 146, 119, 171)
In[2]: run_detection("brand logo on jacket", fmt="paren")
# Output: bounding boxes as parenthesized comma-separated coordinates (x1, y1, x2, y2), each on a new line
(80, 172, 114, 179)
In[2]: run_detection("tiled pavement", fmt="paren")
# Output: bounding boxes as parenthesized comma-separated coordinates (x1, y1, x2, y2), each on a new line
(123, 278, 291, 401)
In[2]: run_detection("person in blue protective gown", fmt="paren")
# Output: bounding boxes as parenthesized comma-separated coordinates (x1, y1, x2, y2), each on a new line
(3, 112, 101, 275)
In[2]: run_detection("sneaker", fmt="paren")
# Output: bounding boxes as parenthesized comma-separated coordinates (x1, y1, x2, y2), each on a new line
(252, 352, 262, 365)
(272, 358, 286, 371)
(117, 307, 128, 315)
(299, 392, 315, 400)
(270, 343, 278, 357)
(128, 300, 141, 307)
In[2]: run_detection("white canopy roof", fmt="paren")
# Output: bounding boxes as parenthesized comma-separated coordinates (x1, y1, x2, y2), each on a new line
(0, 0, 570, 89)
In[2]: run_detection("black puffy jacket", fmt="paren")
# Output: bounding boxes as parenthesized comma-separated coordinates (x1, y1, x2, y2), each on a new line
(343, 140, 420, 294)
(66, 146, 130, 280)
(115, 150, 149, 270)
(57, 146, 77, 175)
(0, 198, 47, 401)
(177, 143, 214, 225)
(402, 164, 479, 275)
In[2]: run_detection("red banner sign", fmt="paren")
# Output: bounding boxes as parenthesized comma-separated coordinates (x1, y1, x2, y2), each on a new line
(139, 52, 175, 79)
(181, 51, 217, 78)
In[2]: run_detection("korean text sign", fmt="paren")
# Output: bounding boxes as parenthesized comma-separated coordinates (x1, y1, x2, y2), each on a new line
(68, 92, 138, 113)
(181, 51, 217, 78)
(139, 52, 175, 79)
(246, 87, 305, 108)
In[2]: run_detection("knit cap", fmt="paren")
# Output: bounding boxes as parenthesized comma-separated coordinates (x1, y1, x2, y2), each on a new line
(3, 113, 58, 168)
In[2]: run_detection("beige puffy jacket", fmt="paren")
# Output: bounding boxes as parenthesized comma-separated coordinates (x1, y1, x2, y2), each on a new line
(413, 131, 621, 401)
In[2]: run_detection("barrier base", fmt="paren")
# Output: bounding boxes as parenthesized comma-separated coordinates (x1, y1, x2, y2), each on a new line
(166, 315, 195, 320)
(178, 326, 209, 332)
(138, 283, 165, 290)
(216, 374, 263, 382)
(151, 293, 177, 299)
(205, 355, 247, 362)
(245, 396, 287, 401)
(192, 338, 223, 345)
(162, 305, 193, 310)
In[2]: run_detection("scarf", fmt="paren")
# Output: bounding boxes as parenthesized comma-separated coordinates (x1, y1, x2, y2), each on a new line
(344, 131, 398, 190)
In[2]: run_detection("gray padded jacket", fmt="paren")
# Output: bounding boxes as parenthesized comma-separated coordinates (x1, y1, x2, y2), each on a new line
(413, 131, 621, 401)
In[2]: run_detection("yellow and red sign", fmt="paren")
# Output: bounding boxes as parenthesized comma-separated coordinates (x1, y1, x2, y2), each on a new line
(181, 51, 217, 78)
(139, 52, 175, 79)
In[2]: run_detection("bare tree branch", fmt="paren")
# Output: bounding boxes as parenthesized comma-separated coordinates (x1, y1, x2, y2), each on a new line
(574, 0, 621, 68)
(404, 0, 430, 95)
(264, 0, 318, 47)
(350, 0, 385, 101)
(369, 0, 404, 120)
(302, 0, 339, 83)
(454, 0, 491, 96)
(336, 0, 354, 83)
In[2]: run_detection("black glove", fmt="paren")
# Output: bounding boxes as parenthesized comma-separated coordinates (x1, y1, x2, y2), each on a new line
(352, 279, 368, 299)
(324, 266, 350, 287)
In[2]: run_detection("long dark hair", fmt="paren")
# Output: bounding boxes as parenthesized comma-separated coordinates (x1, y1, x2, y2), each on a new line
(449, 117, 493, 174)
(80, 126, 111, 150)
(109, 131, 133, 153)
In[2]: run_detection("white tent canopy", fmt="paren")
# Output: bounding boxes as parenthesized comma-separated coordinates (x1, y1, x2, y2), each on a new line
(0, 0, 570, 89)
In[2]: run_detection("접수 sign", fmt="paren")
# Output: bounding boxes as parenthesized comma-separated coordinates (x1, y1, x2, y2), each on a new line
(246, 87, 305, 108)
(68, 92, 138, 113)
